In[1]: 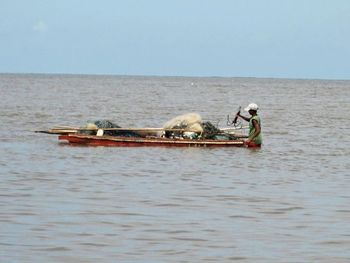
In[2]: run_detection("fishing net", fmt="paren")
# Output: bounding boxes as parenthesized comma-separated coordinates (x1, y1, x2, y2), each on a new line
(78, 115, 239, 140)
(201, 121, 238, 140)
(163, 113, 203, 131)
(162, 113, 237, 140)
(201, 121, 221, 139)
(163, 113, 203, 138)
(80, 120, 141, 137)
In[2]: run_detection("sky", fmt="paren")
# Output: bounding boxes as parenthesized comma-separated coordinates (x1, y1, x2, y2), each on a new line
(1, 0, 350, 79)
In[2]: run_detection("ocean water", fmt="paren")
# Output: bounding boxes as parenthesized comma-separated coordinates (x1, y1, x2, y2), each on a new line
(0, 74, 349, 262)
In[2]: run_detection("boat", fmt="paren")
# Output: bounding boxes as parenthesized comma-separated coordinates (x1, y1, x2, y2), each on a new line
(37, 113, 248, 147)
(58, 133, 246, 147)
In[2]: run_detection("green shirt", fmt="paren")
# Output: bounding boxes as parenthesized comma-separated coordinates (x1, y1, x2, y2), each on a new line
(249, 115, 262, 145)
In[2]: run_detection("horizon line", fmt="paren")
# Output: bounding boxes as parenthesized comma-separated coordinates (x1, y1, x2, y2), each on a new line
(0, 71, 349, 82)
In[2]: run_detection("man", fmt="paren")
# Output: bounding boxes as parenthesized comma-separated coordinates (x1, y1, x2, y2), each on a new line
(237, 103, 262, 147)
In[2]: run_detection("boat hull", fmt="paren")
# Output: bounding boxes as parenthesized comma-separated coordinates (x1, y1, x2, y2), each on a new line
(58, 134, 245, 147)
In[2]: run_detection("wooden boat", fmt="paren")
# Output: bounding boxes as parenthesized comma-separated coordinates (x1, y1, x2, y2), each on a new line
(37, 124, 247, 147)
(58, 134, 245, 147)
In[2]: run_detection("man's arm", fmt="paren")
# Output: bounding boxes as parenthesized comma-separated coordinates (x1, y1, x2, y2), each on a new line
(237, 112, 250, 122)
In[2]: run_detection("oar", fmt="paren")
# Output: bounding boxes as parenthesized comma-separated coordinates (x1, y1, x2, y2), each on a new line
(39, 126, 248, 132)
(220, 126, 248, 131)
(35, 127, 202, 135)
(35, 129, 78, 134)
(49, 127, 193, 132)
(35, 125, 249, 136)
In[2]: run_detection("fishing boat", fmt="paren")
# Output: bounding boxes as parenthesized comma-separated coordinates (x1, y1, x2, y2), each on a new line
(37, 125, 247, 148)
(57, 133, 246, 147)
(37, 112, 248, 147)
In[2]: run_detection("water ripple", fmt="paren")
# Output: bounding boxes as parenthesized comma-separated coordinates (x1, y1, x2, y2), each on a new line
(1, 74, 349, 262)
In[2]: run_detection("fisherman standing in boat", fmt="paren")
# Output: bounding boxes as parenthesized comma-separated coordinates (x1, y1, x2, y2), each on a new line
(237, 103, 262, 147)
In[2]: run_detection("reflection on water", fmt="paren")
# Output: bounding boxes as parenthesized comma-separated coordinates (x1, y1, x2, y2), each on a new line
(1, 74, 350, 262)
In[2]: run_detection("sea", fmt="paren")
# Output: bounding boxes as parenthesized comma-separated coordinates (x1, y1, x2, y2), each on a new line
(1, 74, 349, 262)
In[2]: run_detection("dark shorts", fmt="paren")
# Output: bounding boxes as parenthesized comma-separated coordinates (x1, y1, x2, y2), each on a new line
(246, 141, 262, 148)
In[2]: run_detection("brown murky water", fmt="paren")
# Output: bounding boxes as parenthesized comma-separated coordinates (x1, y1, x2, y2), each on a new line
(1, 74, 349, 262)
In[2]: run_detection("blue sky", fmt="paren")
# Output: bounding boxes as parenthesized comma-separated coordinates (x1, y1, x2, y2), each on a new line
(1, 0, 349, 79)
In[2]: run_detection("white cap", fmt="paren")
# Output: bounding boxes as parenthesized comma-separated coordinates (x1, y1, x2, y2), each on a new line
(244, 103, 259, 112)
